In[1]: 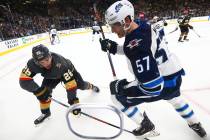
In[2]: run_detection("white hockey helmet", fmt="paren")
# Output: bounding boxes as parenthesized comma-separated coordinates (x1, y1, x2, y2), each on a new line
(153, 16, 159, 20)
(105, 0, 134, 26)
(152, 16, 159, 23)
(94, 21, 97, 25)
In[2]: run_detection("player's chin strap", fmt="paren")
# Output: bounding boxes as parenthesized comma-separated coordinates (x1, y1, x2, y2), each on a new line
(93, 2, 117, 80)
(123, 21, 132, 31)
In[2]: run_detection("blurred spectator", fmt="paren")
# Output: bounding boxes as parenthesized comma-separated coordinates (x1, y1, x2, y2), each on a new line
(0, 0, 209, 41)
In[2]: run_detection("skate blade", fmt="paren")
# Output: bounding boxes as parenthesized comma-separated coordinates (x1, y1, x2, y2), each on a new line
(202, 135, 208, 140)
(136, 130, 160, 139)
(34, 117, 51, 127)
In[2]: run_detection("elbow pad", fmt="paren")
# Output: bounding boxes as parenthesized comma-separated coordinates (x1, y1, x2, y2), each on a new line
(19, 79, 39, 92)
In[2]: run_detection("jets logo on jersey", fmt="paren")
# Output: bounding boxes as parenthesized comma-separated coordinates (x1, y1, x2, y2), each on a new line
(126, 39, 142, 49)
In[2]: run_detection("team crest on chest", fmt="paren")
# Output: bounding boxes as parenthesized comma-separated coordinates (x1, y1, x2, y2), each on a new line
(126, 38, 142, 49)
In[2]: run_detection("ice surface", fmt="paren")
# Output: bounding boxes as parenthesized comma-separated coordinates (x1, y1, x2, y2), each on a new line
(0, 21, 210, 140)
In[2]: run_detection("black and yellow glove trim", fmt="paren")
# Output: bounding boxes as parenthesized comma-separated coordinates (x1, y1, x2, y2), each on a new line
(69, 98, 79, 105)
(72, 108, 81, 115)
(68, 98, 80, 115)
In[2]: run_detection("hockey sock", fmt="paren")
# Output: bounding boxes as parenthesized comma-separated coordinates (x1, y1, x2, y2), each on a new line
(178, 36, 182, 41)
(86, 82, 93, 89)
(183, 35, 188, 40)
(168, 96, 198, 125)
(40, 98, 51, 114)
(110, 95, 144, 124)
(121, 106, 144, 124)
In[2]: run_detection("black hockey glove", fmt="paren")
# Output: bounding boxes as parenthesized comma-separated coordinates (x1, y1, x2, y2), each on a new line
(33, 87, 52, 101)
(164, 22, 168, 26)
(99, 38, 118, 54)
(110, 79, 129, 95)
(189, 25, 193, 29)
(68, 97, 81, 115)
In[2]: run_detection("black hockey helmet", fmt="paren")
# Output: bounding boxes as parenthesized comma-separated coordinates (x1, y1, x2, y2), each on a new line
(32, 44, 51, 61)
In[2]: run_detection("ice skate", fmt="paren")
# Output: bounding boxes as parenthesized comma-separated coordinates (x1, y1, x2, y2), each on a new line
(92, 84, 100, 93)
(34, 112, 51, 125)
(133, 112, 160, 138)
(189, 122, 207, 138)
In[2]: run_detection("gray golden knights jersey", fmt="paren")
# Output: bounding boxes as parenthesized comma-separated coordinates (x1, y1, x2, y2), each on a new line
(19, 52, 77, 93)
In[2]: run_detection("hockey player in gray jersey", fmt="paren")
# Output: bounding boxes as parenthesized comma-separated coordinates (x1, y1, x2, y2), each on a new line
(99, 0, 206, 138)
(19, 44, 99, 125)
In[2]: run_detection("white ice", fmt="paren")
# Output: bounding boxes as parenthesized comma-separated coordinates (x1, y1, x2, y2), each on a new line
(0, 21, 210, 140)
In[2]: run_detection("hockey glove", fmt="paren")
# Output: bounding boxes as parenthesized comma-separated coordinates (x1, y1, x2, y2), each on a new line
(164, 22, 168, 26)
(189, 25, 193, 29)
(33, 87, 52, 101)
(99, 38, 118, 54)
(110, 79, 129, 95)
(68, 97, 81, 115)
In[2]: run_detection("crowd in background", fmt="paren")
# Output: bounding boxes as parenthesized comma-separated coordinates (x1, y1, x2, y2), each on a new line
(135, 0, 210, 19)
(0, 0, 209, 41)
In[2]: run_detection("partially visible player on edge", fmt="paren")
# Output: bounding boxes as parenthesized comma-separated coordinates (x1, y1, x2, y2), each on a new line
(151, 16, 168, 44)
(134, 11, 149, 27)
(99, 0, 206, 138)
(19, 44, 99, 125)
(92, 21, 101, 41)
(49, 24, 60, 45)
(177, 10, 193, 42)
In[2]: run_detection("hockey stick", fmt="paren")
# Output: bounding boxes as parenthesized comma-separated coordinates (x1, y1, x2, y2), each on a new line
(93, 3, 117, 80)
(49, 32, 52, 44)
(51, 98, 142, 137)
(167, 27, 178, 35)
(192, 29, 201, 38)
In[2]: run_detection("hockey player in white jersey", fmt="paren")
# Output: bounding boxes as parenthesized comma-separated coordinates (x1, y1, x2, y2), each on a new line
(151, 16, 168, 44)
(49, 25, 60, 45)
(99, 0, 207, 138)
(92, 21, 101, 41)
